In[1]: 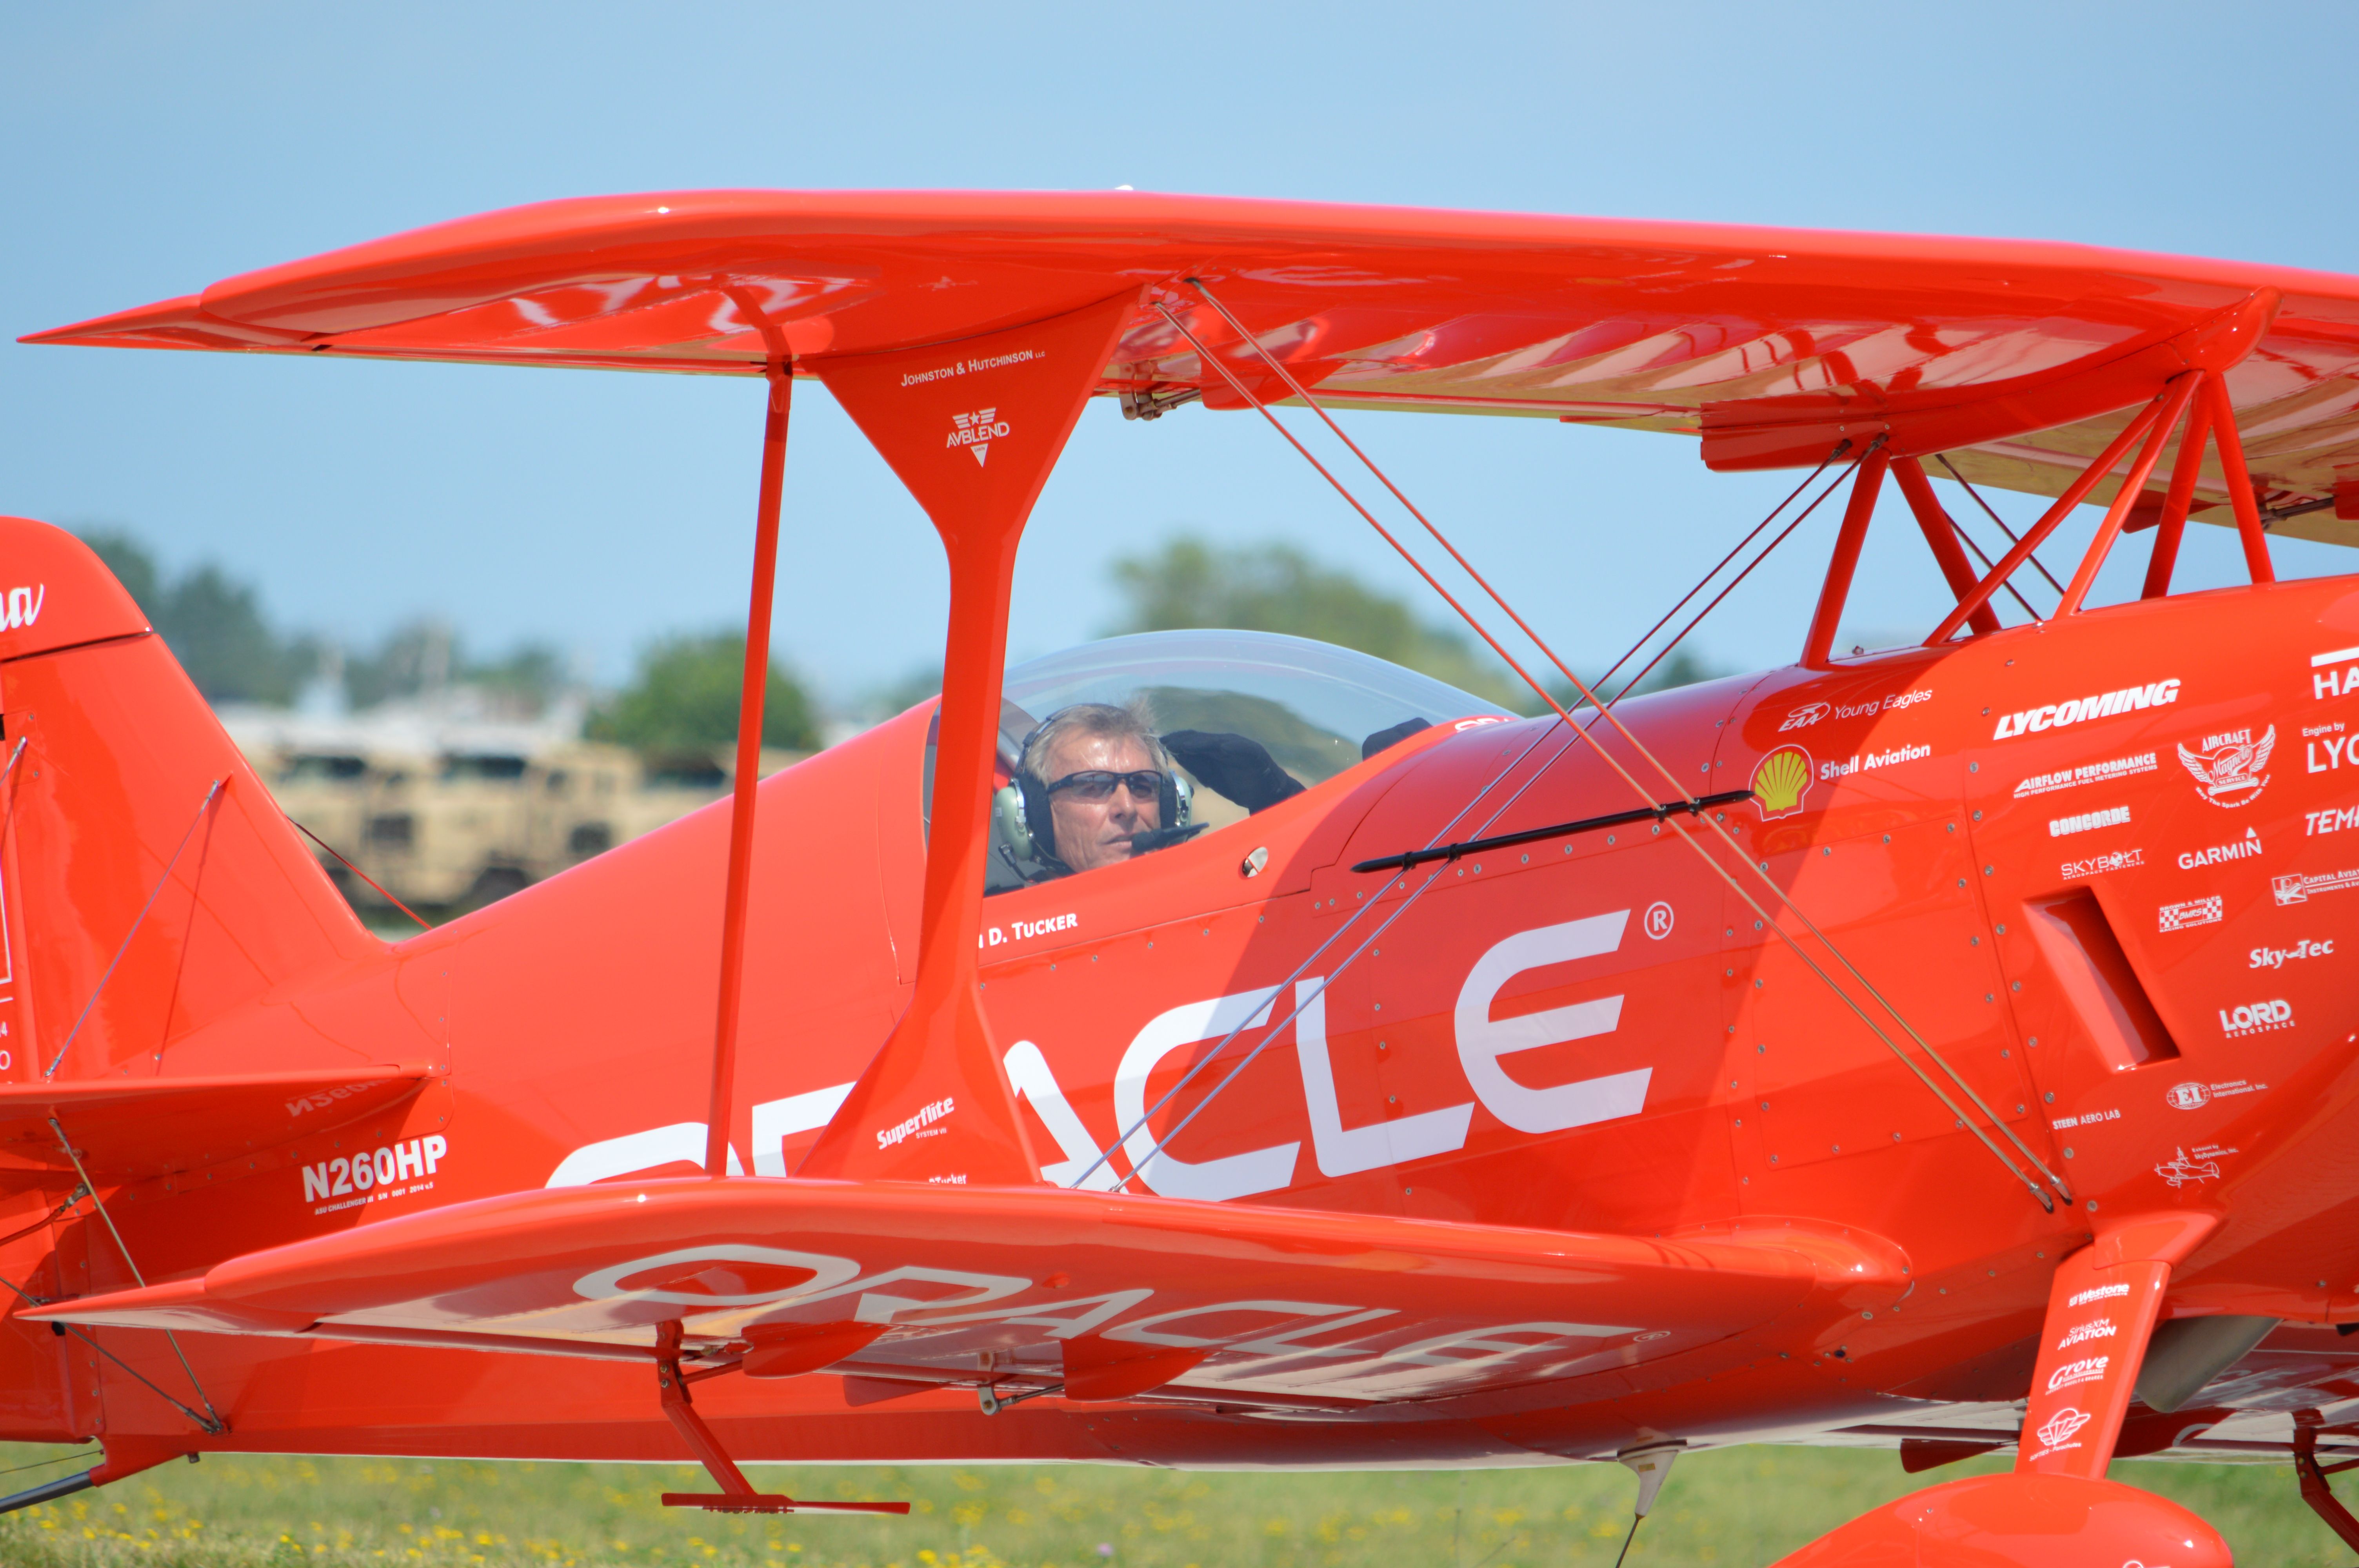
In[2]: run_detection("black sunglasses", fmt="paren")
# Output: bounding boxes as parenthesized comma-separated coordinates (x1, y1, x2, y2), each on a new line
(1045, 769, 1163, 802)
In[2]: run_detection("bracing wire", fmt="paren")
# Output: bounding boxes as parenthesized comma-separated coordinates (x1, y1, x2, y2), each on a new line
(1937, 454, 2068, 601)
(1167, 289, 2068, 1208)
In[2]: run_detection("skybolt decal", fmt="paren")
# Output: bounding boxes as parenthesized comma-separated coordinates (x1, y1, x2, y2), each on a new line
(2062, 848, 2142, 881)
(1991, 679, 2178, 740)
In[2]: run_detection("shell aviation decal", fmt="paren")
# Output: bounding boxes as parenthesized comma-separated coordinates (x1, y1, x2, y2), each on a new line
(1751, 746, 1814, 820)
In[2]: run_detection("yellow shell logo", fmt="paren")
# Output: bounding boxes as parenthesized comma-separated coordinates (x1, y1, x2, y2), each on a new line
(1751, 745, 1814, 820)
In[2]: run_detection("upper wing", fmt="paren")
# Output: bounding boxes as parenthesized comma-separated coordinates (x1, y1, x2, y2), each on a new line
(23, 192, 2359, 544)
(25, 1176, 1904, 1411)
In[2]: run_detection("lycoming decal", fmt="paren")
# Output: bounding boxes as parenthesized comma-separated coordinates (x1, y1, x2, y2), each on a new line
(1991, 679, 2178, 740)
(2014, 751, 2157, 799)
(2179, 829, 2261, 870)
(2158, 896, 2223, 932)
(2049, 805, 2130, 838)
(302, 1135, 446, 1214)
(2308, 735, 2359, 775)
(878, 1096, 955, 1151)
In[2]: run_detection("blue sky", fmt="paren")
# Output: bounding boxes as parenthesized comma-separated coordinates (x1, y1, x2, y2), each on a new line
(4, 2, 2353, 704)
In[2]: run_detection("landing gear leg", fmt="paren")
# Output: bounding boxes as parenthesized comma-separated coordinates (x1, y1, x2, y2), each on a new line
(2293, 1409, 2359, 1552)
(653, 1321, 909, 1517)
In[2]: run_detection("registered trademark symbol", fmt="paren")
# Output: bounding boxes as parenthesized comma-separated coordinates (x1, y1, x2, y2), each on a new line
(1643, 901, 1675, 940)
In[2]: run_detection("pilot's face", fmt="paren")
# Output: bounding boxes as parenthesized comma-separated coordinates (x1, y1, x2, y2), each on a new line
(1041, 731, 1161, 873)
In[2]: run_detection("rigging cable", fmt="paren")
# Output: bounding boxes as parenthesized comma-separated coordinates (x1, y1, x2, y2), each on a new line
(1937, 454, 2068, 601)
(1165, 292, 2068, 1209)
(49, 1118, 225, 1432)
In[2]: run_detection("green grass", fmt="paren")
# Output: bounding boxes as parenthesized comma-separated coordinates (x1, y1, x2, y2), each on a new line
(0, 1443, 2339, 1567)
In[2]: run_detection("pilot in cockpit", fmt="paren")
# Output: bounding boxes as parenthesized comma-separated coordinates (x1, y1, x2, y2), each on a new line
(990, 699, 1311, 886)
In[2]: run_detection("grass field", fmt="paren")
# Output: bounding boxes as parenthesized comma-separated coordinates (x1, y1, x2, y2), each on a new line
(0, 1442, 2344, 1567)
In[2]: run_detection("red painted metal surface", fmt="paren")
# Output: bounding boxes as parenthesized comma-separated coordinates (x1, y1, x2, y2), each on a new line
(13, 193, 2359, 1559)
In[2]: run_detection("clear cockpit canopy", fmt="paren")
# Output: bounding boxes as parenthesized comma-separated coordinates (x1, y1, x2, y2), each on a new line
(926, 629, 1514, 893)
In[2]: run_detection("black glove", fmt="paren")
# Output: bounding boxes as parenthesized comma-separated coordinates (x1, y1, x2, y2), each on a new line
(1162, 730, 1306, 813)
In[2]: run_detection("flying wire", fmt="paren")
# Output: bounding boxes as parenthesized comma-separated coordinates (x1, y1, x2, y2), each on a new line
(49, 1118, 225, 1431)
(0, 1270, 220, 1433)
(1937, 455, 2068, 601)
(1167, 292, 2068, 1208)
(287, 815, 431, 930)
(44, 780, 225, 1080)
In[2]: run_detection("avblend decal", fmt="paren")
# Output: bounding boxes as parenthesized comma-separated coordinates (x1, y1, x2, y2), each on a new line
(1991, 679, 2178, 740)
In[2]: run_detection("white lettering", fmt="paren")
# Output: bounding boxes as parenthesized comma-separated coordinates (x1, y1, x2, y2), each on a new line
(545, 1123, 741, 1187)
(1454, 912, 1647, 1134)
(1003, 1042, 1123, 1191)
(1293, 977, 1472, 1177)
(1114, 989, 1299, 1201)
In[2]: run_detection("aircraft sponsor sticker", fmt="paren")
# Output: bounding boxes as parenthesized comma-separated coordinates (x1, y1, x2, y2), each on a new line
(2013, 751, 2158, 801)
(0, 586, 44, 631)
(303, 1134, 446, 1216)
(2307, 804, 2359, 836)
(2179, 725, 2274, 806)
(2046, 1355, 2110, 1394)
(1750, 746, 1813, 819)
(2158, 896, 2223, 932)
(2068, 1283, 2131, 1307)
(2251, 938, 2333, 969)
(1992, 679, 2179, 741)
(2057, 1318, 2117, 1350)
(1780, 702, 1828, 731)
(946, 407, 1010, 466)
(1819, 742, 1931, 781)
(878, 1096, 956, 1151)
(2308, 733, 2359, 775)
(2275, 867, 2359, 906)
(2177, 828, 2261, 870)
(1643, 901, 1674, 940)
(2062, 848, 2142, 881)
(2166, 1079, 2266, 1111)
(2049, 805, 2130, 838)
(2050, 1107, 2120, 1131)
(2026, 1406, 2092, 1464)
(900, 346, 1046, 388)
(286, 1078, 400, 1119)
(2157, 1143, 2234, 1188)
(2311, 643, 2359, 700)
(2218, 999, 2294, 1038)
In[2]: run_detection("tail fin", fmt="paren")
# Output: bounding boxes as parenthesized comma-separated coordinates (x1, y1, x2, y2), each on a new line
(0, 517, 376, 1087)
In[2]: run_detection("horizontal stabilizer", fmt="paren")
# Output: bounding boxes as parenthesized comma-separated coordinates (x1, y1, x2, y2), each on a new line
(0, 1067, 431, 1183)
(24, 1178, 1905, 1409)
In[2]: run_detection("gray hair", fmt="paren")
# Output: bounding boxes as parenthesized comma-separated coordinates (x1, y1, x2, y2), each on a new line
(1021, 700, 1170, 782)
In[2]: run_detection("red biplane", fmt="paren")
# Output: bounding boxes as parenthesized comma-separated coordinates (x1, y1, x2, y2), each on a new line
(7, 191, 2359, 1564)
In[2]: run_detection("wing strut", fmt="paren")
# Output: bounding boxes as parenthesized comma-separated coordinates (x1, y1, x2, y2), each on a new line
(703, 355, 792, 1180)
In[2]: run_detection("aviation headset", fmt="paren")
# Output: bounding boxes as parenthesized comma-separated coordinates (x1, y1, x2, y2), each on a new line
(992, 714, 1190, 869)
